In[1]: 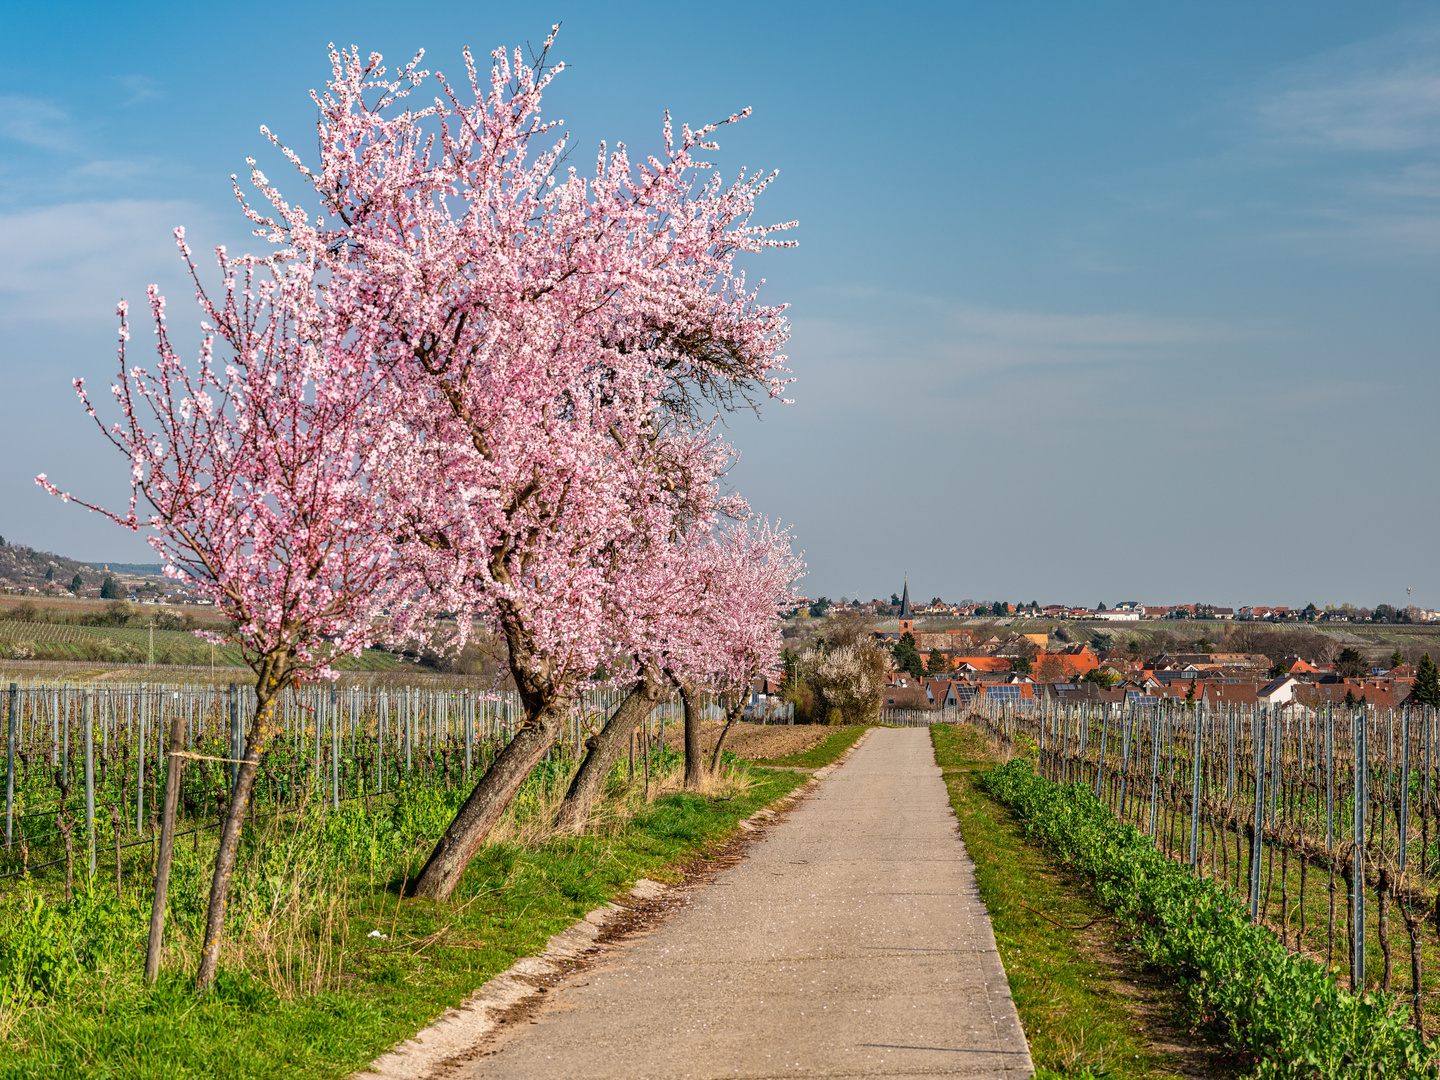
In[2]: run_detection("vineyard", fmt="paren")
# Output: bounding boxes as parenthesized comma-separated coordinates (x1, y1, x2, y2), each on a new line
(0, 619, 407, 669)
(0, 677, 743, 887)
(970, 696, 1440, 1040)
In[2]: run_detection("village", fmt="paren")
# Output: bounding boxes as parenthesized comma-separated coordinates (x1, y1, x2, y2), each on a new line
(810, 582, 1439, 715)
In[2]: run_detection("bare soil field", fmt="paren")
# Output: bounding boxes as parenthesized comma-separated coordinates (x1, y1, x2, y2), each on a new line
(659, 720, 833, 761)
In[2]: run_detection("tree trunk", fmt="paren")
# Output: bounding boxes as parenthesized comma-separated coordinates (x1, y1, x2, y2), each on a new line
(681, 683, 703, 790)
(709, 698, 746, 775)
(412, 694, 571, 900)
(1401, 890, 1426, 1036)
(1378, 866, 1393, 993)
(555, 671, 665, 834)
(195, 667, 287, 991)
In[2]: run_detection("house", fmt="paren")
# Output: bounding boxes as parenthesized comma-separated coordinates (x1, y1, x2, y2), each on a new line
(1294, 680, 1408, 710)
(884, 684, 932, 710)
(915, 629, 977, 652)
(1200, 683, 1260, 707)
(976, 682, 1035, 705)
(927, 679, 962, 710)
(1032, 644, 1099, 679)
(1038, 682, 1125, 705)
(953, 656, 1012, 673)
(1258, 676, 1299, 704)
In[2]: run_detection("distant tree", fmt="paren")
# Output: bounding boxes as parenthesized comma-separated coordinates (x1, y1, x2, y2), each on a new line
(1390, 649, 1404, 670)
(930, 596, 943, 607)
(1127, 638, 1140, 655)
(1097, 602, 1107, 611)
(811, 596, 832, 617)
(1013, 656, 1033, 675)
(1344, 689, 1358, 709)
(991, 601, 1006, 617)
(100, 576, 120, 600)
(1035, 656, 1067, 681)
(1411, 654, 1440, 710)
(1090, 631, 1114, 653)
(1373, 604, 1398, 623)
(1081, 667, 1119, 689)
(892, 633, 924, 679)
(797, 637, 886, 724)
(890, 593, 900, 606)
(926, 647, 947, 675)
(1337, 647, 1366, 679)
(44, 566, 54, 582)
(69, 572, 83, 594)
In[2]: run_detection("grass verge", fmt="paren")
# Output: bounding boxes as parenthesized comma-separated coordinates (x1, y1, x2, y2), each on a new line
(749, 724, 867, 768)
(0, 761, 805, 1080)
(932, 723, 1229, 1080)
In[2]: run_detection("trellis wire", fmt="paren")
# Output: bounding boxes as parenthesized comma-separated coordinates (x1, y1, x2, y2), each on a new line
(0, 676, 793, 884)
(966, 693, 1440, 1014)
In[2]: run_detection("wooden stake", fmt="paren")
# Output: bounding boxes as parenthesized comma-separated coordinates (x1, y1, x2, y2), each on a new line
(144, 706, 185, 983)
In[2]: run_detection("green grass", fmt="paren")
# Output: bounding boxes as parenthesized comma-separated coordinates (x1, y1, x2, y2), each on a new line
(931, 724, 1211, 1080)
(749, 724, 868, 768)
(0, 765, 805, 1079)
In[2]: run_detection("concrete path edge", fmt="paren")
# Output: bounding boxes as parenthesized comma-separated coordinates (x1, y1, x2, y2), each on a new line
(355, 729, 875, 1080)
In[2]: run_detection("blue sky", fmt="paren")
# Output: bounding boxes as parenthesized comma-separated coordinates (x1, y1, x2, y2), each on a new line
(1, 2, 1437, 609)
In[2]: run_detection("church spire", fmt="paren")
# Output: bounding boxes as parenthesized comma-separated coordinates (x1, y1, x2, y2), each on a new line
(898, 576, 912, 620)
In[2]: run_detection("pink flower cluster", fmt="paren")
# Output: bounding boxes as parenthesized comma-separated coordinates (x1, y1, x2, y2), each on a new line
(41, 31, 801, 702)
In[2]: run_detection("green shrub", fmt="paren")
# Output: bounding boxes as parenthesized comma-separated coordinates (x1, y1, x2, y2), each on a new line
(981, 758, 1436, 1079)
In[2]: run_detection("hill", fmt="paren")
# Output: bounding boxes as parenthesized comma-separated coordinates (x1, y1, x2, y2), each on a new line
(0, 537, 120, 592)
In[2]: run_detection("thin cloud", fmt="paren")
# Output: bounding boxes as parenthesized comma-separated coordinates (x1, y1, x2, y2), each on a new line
(0, 95, 72, 152)
(786, 296, 1271, 415)
(118, 75, 161, 106)
(1256, 25, 1440, 152)
(0, 199, 213, 323)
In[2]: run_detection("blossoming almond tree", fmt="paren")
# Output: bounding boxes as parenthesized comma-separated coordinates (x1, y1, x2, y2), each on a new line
(237, 35, 794, 898)
(38, 236, 423, 988)
(700, 519, 803, 774)
(554, 432, 747, 833)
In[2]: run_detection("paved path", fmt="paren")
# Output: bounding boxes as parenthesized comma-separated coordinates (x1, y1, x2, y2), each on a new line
(460, 727, 1032, 1079)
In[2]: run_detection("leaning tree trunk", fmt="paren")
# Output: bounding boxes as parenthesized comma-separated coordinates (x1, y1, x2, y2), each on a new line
(681, 683, 704, 790)
(195, 662, 288, 991)
(709, 697, 746, 775)
(555, 669, 665, 834)
(412, 694, 571, 900)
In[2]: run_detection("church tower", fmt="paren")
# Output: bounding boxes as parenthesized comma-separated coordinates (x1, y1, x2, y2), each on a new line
(898, 577, 914, 636)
